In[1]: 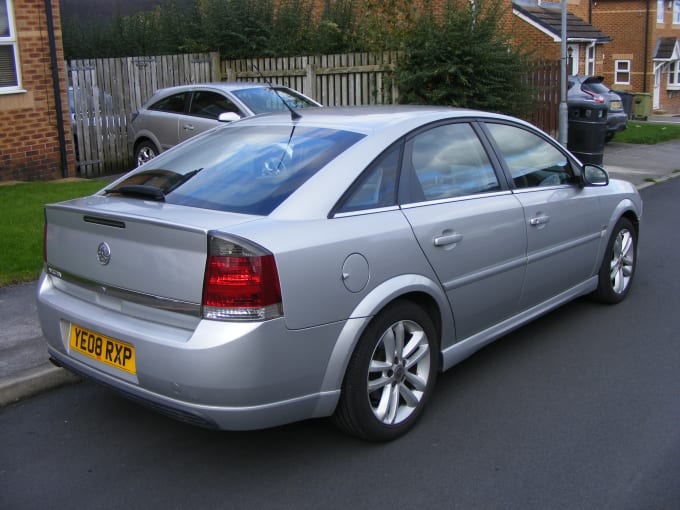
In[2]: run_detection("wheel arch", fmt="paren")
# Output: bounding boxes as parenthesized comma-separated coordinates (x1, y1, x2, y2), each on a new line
(316, 274, 453, 414)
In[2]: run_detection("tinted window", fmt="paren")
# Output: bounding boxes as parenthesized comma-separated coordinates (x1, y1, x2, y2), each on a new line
(407, 123, 500, 201)
(189, 91, 241, 119)
(232, 87, 317, 114)
(336, 143, 400, 213)
(111, 125, 364, 215)
(485, 123, 575, 188)
(150, 93, 186, 113)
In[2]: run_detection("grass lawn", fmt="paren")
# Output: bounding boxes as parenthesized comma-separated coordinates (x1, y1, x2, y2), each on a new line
(612, 121, 680, 144)
(0, 179, 106, 287)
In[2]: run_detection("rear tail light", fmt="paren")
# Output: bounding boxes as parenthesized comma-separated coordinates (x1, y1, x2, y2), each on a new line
(202, 233, 283, 321)
(583, 89, 605, 103)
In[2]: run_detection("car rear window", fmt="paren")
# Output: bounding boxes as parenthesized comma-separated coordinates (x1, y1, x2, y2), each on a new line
(110, 125, 364, 215)
(583, 82, 610, 94)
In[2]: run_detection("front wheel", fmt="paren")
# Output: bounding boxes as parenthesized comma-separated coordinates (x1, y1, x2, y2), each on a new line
(591, 217, 637, 304)
(333, 300, 439, 441)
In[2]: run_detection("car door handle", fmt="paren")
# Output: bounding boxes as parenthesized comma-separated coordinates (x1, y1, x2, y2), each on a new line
(433, 232, 463, 247)
(529, 214, 550, 226)
(182, 124, 195, 131)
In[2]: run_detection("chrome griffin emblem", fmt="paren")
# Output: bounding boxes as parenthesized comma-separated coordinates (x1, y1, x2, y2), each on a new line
(97, 242, 111, 265)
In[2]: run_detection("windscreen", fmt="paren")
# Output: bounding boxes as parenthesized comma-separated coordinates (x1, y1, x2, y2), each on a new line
(109, 125, 364, 215)
(232, 87, 318, 114)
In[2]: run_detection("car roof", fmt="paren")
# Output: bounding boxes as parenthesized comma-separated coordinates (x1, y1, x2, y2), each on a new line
(152, 82, 292, 96)
(232, 104, 527, 134)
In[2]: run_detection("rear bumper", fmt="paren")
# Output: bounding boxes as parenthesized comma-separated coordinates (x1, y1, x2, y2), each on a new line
(607, 112, 628, 133)
(37, 272, 343, 430)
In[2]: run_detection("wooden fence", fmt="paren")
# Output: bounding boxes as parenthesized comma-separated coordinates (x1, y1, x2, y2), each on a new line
(222, 52, 400, 106)
(523, 60, 561, 138)
(68, 51, 560, 176)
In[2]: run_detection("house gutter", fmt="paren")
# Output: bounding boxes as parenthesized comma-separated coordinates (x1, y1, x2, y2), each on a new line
(44, 0, 69, 178)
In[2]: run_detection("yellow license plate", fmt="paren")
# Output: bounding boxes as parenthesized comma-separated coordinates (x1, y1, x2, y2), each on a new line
(69, 324, 136, 374)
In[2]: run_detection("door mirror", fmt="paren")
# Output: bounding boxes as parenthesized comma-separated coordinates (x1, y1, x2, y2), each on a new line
(218, 112, 241, 123)
(582, 164, 609, 186)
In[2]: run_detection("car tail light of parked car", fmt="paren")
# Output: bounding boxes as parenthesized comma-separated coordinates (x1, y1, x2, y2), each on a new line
(202, 234, 283, 321)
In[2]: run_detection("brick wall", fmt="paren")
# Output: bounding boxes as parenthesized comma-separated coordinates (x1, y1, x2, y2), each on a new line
(0, 0, 74, 182)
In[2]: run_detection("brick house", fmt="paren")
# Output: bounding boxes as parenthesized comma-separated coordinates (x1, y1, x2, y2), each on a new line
(511, 1, 612, 72)
(0, 0, 74, 183)
(591, 0, 680, 114)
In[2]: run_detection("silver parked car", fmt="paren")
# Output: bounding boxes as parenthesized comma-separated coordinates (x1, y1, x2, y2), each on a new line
(127, 82, 321, 166)
(39, 106, 642, 441)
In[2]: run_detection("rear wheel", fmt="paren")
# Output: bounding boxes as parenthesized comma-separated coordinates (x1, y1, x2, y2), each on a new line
(591, 217, 637, 303)
(134, 140, 159, 167)
(333, 300, 439, 441)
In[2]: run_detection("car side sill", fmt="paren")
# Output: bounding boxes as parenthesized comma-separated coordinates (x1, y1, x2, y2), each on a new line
(441, 277, 598, 371)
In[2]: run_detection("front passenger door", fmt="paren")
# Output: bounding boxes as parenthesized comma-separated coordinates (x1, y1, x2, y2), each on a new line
(483, 122, 604, 310)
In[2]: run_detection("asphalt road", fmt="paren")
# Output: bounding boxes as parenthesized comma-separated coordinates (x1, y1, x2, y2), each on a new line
(1, 178, 680, 510)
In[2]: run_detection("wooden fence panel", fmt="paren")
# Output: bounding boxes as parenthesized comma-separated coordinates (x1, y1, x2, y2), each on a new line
(220, 52, 400, 107)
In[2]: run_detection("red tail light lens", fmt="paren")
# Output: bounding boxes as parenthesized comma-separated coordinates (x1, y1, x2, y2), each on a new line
(202, 234, 283, 321)
(583, 89, 605, 103)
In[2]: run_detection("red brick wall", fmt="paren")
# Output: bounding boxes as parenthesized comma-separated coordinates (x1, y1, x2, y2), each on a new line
(0, 0, 74, 182)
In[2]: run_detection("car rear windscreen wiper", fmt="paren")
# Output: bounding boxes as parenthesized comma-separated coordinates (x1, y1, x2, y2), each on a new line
(105, 184, 165, 201)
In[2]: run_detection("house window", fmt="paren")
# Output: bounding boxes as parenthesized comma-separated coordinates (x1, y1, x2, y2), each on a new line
(0, 0, 21, 92)
(669, 61, 680, 89)
(674, 0, 680, 24)
(615, 60, 631, 84)
(586, 45, 596, 76)
(658, 0, 665, 23)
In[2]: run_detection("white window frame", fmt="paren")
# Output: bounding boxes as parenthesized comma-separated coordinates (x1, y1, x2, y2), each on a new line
(0, 0, 22, 94)
(668, 61, 680, 90)
(615, 60, 631, 85)
(658, 0, 665, 23)
(674, 0, 680, 24)
(585, 44, 596, 76)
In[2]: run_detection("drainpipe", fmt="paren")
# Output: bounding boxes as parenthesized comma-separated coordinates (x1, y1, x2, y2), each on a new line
(643, 0, 650, 93)
(45, 0, 69, 178)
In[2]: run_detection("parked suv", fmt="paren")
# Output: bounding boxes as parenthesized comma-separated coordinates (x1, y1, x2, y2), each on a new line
(568, 75, 627, 142)
(128, 82, 321, 166)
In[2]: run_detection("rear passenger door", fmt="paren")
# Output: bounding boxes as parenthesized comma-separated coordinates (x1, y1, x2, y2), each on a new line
(482, 121, 604, 310)
(399, 121, 527, 341)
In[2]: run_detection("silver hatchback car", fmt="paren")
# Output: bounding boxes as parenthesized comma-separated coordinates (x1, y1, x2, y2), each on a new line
(127, 82, 321, 166)
(39, 106, 642, 441)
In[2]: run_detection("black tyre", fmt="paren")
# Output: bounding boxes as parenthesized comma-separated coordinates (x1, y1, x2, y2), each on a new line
(591, 217, 637, 304)
(134, 140, 159, 167)
(333, 300, 439, 441)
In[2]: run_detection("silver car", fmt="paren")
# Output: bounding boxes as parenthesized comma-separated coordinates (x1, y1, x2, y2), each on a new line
(39, 106, 642, 441)
(127, 82, 321, 166)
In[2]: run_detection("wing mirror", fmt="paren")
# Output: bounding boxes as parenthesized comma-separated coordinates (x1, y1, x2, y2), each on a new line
(582, 164, 609, 186)
(218, 112, 241, 123)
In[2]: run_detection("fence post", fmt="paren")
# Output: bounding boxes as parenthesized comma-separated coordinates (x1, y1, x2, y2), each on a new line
(305, 61, 317, 103)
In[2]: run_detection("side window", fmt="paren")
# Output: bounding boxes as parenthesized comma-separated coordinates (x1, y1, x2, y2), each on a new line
(485, 123, 575, 188)
(336, 143, 400, 213)
(150, 93, 187, 114)
(407, 123, 500, 201)
(189, 91, 241, 119)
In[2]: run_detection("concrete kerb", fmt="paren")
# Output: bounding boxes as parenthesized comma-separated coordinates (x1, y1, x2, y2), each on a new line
(0, 363, 80, 407)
